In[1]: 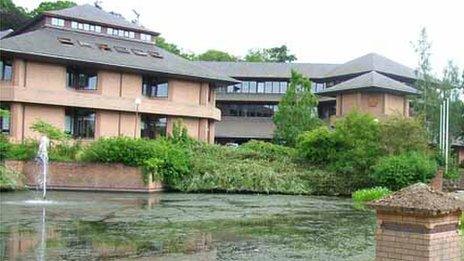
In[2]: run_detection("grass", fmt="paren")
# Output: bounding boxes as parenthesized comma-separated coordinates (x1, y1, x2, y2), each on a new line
(352, 187, 391, 210)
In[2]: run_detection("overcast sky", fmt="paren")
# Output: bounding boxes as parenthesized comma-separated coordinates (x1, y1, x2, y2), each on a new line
(15, 0, 464, 78)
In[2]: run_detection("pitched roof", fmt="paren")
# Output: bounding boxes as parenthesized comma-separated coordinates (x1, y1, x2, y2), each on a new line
(367, 183, 464, 216)
(316, 71, 419, 96)
(324, 53, 417, 79)
(0, 27, 236, 84)
(216, 116, 275, 139)
(44, 4, 158, 35)
(194, 61, 339, 79)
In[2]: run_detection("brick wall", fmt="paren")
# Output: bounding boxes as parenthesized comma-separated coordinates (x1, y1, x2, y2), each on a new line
(4, 160, 163, 193)
(375, 211, 461, 260)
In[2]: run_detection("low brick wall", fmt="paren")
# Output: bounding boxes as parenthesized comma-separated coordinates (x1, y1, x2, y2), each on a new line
(4, 160, 163, 193)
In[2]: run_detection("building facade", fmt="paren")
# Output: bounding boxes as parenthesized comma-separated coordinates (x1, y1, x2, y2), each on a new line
(196, 53, 419, 144)
(0, 5, 235, 143)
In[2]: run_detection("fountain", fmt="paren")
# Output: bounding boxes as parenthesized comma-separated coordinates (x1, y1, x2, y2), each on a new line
(37, 136, 50, 200)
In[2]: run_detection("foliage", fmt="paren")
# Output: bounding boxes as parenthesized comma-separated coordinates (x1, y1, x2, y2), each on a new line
(460, 214, 463, 233)
(296, 126, 339, 165)
(29, 1, 76, 17)
(352, 187, 391, 204)
(0, 165, 24, 191)
(244, 45, 297, 63)
(155, 37, 195, 60)
(49, 141, 82, 162)
(0, 108, 9, 117)
(330, 111, 381, 175)
(30, 120, 70, 142)
(196, 49, 238, 62)
(0, 0, 30, 30)
(273, 70, 321, 146)
(173, 142, 311, 194)
(80, 137, 191, 185)
(371, 152, 437, 191)
(379, 115, 428, 155)
(0, 134, 10, 161)
(6, 140, 37, 161)
(170, 119, 191, 145)
(239, 140, 295, 161)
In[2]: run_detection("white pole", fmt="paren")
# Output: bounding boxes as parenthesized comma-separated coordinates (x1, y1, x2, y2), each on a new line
(439, 103, 443, 154)
(445, 98, 450, 174)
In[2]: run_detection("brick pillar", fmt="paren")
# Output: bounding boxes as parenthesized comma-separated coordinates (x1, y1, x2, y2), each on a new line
(368, 183, 463, 261)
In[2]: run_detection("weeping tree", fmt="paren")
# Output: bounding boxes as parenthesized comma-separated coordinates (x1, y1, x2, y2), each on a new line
(273, 70, 320, 146)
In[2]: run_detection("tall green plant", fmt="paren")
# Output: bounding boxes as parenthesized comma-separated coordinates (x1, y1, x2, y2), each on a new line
(379, 116, 428, 155)
(273, 70, 320, 146)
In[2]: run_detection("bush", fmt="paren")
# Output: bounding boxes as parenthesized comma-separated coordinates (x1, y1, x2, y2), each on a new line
(30, 120, 70, 142)
(297, 126, 339, 165)
(6, 140, 37, 160)
(352, 187, 391, 203)
(80, 137, 191, 186)
(0, 134, 11, 161)
(172, 142, 311, 194)
(49, 141, 83, 162)
(372, 152, 437, 190)
(379, 116, 428, 155)
(0, 165, 24, 191)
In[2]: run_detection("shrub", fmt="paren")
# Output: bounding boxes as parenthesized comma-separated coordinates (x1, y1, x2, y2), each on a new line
(331, 111, 381, 175)
(30, 120, 70, 142)
(0, 134, 11, 161)
(0, 165, 24, 191)
(6, 140, 37, 160)
(352, 187, 391, 203)
(239, 140, 295, 161)
(372, 152, 437, 190)
(297, 126, 339, 165)
(460, 214, 463, 233)
(80, 137, 191, 186)
(49, 141, 83, 162)
(379, 116, 428, 155)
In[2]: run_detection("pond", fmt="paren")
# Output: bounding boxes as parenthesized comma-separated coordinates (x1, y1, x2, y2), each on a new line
(1, 191, 376, 260)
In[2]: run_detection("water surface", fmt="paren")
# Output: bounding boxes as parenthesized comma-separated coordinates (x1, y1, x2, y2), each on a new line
(1, 191, 376, 260)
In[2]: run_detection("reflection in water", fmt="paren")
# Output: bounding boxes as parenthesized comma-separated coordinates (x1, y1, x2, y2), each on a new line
(0, 191, 383, 260)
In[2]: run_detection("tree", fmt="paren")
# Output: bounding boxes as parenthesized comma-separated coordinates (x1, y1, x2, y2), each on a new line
(273, 70, 320, 146)
(244, 45, 297, 63)
(0, 0, 30, 30)
(155, 36, 195, 60)
(29, 1, 76, 17)
(196, 49, 237, 62)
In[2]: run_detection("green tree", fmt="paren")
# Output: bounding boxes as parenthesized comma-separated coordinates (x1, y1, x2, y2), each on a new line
(155, 36, 195, 60)
(0, 0, 30, 30)
(273, 70, 320, 146)
(196, 49, 237, 62)
(29, 1, 76, 17)
(244, 45, 297, 63)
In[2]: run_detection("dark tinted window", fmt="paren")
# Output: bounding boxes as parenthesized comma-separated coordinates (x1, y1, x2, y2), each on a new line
(142, 77, 169, 98)
(67, 67, 97, 90)
(141, 115, 167, 139)
(65, 108, 95, 138)
(0, 103, 10, 134)
(0, 59, 13, 81)
(218, 103, 278, 117)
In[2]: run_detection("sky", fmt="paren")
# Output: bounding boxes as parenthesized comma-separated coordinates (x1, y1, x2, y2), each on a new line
(14, 0, 464, 78)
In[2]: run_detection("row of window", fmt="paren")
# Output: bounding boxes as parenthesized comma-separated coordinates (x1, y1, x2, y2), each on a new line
(0, 105, 167, 139)
(218, 103, 278, 117)
(71, 21, 102, 33)
(217, 81, 328, 94)
(50, 16, 153, 42)
(65, 67, 169, 98)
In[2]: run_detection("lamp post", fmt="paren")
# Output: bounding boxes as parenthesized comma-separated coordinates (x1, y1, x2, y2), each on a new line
(134, 97, 141, 138)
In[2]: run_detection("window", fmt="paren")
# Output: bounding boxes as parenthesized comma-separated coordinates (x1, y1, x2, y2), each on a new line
(58, 37, 74, 46)
(89, 25, 95, 31)
(114, 46, 130, 53)
(65, 108, 95, 138)
(71, 21, 78, 29)
(257, 82, 265, 93)
(141, 33, 151, 41)
(67, 67, 98, 90)
(272, 81, 280, 93)
(129, 31, 135, 38)
(78, 23, 84, 30)
(218, 103, 278, 118)
(118, 30, 124, 37)
(265, 82, 273, 93)
(249, 81, 257, 93)
(132, 49, 148, 56)
(141, 115, 167, 139)
(83, 23, 90, 31)
(98, 44, 111, 51)
(0, 59, 13, 81)
(148, 51, 163, 59)
(51, 17, 65, 27)
(142, 76, 169, 98)
(241, 81, 249, 93)
(107, 28, 113, 35)
(0, 103, 10, 134)
(280, 82, 288, 93)
(95, 26, 101, 33)
(77, 41, 92, 48)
